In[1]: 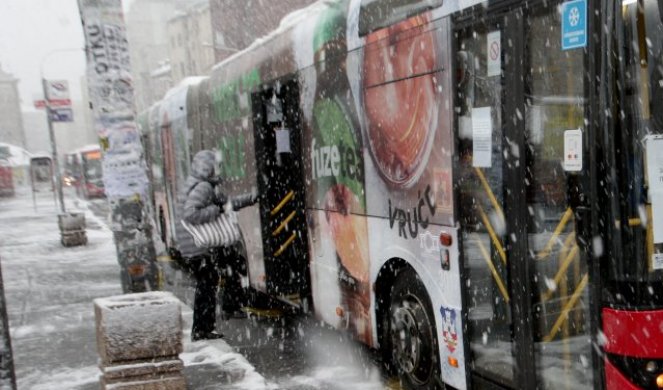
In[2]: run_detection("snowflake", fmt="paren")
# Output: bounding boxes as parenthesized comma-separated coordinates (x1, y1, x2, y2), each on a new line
(568, 7, 580, 27)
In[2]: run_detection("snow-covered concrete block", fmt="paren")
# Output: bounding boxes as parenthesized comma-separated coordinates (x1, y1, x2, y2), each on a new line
(101, 373, 186, 390)
(95, 292, 183, 364)
(101, 357, 184, 380)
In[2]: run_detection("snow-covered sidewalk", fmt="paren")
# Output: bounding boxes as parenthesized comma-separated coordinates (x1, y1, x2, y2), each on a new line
(0, 189, 269, 389)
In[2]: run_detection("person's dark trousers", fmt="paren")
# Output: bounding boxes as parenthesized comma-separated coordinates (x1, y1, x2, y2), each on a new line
(191, 253, 220, 338)
(219, 245, 247, 314)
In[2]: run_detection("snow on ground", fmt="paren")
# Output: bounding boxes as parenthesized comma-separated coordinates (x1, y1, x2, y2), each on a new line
(0, 188, 270, 389)
(0, 188, 120, 389)
(180, 305, 274, 390)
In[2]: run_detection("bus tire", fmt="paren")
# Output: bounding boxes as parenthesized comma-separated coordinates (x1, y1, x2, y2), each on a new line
(388, 269, 441, 390)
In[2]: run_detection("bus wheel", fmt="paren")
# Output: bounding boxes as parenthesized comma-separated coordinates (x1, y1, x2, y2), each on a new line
(389, 269, 441, 389)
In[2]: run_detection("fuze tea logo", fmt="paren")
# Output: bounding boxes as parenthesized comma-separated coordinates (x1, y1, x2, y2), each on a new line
(311, 98, 364, 209)
(218, 133, 246, 180)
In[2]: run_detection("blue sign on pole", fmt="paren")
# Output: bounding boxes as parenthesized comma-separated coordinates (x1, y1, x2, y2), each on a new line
(561, 0, 587, 50)
(50, 108, 74, 122)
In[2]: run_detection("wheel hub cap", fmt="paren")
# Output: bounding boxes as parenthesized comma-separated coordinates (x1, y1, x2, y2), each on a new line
(392, 304, 421, 374)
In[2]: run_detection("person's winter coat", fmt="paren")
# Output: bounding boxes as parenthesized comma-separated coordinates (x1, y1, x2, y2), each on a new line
(174, 150, 257, 259)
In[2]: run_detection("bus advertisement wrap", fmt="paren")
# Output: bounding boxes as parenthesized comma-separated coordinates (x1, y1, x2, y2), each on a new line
(136, 0, 663, 388)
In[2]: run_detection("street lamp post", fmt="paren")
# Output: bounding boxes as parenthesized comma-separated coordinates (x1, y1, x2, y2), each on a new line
(39, 48, 83, 214)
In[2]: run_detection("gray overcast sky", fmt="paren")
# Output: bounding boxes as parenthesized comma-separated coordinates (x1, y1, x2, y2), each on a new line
(0, 0, 133, 111)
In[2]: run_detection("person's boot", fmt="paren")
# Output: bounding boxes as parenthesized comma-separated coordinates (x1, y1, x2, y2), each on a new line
(191, 330, 224, 341)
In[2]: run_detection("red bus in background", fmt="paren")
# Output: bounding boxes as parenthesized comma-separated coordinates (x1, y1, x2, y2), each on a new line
(64, 145, 105, 199)
(0, 158, 14, 197)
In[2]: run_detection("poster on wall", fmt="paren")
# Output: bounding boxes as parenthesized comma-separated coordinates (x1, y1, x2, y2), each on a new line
(79, 0, 156, 278)
(472, 107, 492, 168)
(78, 0, 149, 200)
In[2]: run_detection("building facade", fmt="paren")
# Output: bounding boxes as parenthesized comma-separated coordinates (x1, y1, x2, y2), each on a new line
(209, 0, 317, 63)
(167, 1, 215, 83)
(127, 0, 317, 111)
(0, 64, 25, 148)
(125, 0, 179, 112)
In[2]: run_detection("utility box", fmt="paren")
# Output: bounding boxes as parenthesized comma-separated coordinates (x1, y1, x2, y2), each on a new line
(58, 212, 87, 247)
(94, 292, 185, 390)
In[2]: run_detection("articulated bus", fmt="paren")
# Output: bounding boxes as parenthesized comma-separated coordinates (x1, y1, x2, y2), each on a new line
(140, 0, 663, 388)
(63, 145, 105, 199)
(138, 77, 206, 247)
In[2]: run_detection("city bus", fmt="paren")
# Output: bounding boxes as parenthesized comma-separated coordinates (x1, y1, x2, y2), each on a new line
(143, 0, 663, 388)
(63, 145, 105, 199)
(0, 158, 14, 197)
(138, 77, 207, 247)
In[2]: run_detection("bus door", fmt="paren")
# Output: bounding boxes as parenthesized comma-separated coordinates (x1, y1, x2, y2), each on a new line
(251, 78, 310, 303)
(600, 1, 663, 388)
(455, 1, 598, 388)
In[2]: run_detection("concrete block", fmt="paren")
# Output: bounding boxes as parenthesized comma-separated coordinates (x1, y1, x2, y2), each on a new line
(100, 372, 186, 390)
(94, 292, 183, 364)
(101, 357, 183, 380)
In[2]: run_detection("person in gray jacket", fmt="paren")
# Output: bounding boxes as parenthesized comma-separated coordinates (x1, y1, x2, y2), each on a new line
(175, 150, 257, 341)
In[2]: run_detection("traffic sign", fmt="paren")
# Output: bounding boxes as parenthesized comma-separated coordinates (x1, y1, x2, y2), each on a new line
(50, 108, 74, 122)
(487, 30, 501, 77)
(45, 80, 72, 108)
(561, 0, 587, 50)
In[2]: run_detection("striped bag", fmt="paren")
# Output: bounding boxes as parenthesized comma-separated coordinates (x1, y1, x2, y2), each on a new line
(181, 211, 241, 248)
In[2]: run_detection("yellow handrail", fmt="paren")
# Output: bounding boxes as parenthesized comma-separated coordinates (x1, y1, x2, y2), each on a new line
(541, 244, 579, 302)
(477, 203, 507, 265)
(274, 232, 297, 257)
(475, 235, 510, 303)
(544, 273, 589, 342)
(474, 167, 505, 222)
(271, 190, 294, 216)
(272, 210, 296, 237)
(537, 208, 574, 260)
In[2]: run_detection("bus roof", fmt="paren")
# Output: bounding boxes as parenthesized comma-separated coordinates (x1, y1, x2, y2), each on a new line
(70, 144, 101, 154)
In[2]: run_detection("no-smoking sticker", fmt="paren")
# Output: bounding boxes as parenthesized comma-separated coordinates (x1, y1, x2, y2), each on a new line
(487, 30, 501, 77)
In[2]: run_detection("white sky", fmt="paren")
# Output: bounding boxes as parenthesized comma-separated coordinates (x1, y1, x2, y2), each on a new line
(0, 0, 134, 111)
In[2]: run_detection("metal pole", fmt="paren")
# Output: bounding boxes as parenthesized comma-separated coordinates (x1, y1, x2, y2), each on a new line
(39, 48, 81, 214)
(42, 78, 66, 214)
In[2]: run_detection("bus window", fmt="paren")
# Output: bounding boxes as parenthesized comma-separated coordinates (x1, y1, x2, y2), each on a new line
(358, 0, 443, 36)
(456, 2, 595, 388)
(82, 151, 102, 181)
(455, 18, 513, 386)
(525, 5, 592, 389)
